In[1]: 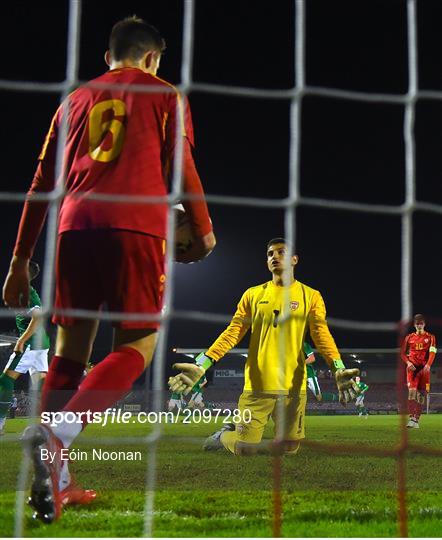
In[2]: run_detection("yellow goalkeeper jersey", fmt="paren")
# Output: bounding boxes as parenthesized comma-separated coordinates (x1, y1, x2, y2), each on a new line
(206, 280, 340, 395)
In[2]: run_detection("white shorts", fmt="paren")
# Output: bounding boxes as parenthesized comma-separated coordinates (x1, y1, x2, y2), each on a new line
(168, 398, 183, 410)
(190, 392, 204, 405)
(355, 395, 365, 407)
(307, 376, 321, 397)
(5, 347, 49, 376)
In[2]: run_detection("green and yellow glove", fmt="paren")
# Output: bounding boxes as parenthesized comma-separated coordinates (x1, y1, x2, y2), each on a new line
(332, 359, 360, 404)
(168, 352, 213, 396)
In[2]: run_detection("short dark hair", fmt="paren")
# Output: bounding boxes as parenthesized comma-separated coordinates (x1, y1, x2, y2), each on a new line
(109, 15, 166, 62)
(266, 238, 288, 251)
(29, 261, 40, 281)
(413, 313, 425, 323)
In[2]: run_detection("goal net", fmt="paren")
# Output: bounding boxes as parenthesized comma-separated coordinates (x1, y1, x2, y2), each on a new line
(0, 0, 441, 538)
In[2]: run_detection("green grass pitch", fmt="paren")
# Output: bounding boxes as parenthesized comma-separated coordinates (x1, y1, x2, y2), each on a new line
(0, 414, 441, 537)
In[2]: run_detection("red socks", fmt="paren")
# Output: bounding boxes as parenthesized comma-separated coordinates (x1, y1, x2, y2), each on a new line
(414, 402, 422, 421)
(408, 399, 416, 418)
(40, 356, 85, 413)
(408, 399, 422, 420)
(62, 347, 145, 417)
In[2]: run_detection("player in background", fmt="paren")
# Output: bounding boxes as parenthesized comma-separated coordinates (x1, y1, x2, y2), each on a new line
(187, 374, 207, 410)
(10, 394, 18, 419)
(0, 261, 50, 435)
(354, 376, 369, 418)
(168, 390, 186, 413)
(2, 16, 215, 523)
(304, 342, 322, 401)
(400, 314, 437, 429)
(304, 342, 339, 403)
(169, 238, 360, 456)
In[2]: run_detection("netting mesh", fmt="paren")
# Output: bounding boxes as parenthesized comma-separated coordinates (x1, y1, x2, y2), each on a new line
(1, 0, 441, 537)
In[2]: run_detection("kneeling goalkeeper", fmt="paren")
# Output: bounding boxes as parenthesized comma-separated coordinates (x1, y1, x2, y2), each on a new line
(169, 238, 360, 455)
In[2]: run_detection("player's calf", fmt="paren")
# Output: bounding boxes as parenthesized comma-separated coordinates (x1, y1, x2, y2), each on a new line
(416, 391, 425, 405)
(0, 372, 15, 432)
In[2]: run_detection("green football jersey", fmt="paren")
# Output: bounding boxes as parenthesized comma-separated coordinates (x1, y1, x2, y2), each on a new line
(304, 342, 316, 378)
(306, 363, 316, 379)
(303, 342, 314, 358)
(15, 286, 50, 350)
(357, 381, 369, 394)
(192, 374, 207, 393)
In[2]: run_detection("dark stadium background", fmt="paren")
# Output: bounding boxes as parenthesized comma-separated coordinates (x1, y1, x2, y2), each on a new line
(0, 0, 440, 388)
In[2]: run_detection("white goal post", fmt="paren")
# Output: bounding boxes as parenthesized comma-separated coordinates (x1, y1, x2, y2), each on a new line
(426, 393, 442, 414)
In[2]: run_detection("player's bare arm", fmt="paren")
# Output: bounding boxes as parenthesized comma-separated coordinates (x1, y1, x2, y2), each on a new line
(305, 353, 316, 365)
(400, 334, 415, 370)
(14, 308, 43, 353)
(177, 138, 216, 263)
(424, 334, 437, 372)
(3, 255, 31, 308)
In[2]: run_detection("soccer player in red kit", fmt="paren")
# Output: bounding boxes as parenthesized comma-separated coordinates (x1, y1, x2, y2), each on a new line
(2, 16, 215, 523)
(400, 314, 437, 429)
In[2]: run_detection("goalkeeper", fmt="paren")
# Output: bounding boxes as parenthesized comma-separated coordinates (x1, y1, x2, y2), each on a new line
(169, 238, 360, 456)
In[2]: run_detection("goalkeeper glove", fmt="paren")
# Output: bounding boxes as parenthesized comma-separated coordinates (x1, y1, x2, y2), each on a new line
(168, 352, 213, 396)
(332, 359, 360, 404)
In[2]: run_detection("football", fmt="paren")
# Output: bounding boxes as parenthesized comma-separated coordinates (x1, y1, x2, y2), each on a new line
(174, 207, 194, 256)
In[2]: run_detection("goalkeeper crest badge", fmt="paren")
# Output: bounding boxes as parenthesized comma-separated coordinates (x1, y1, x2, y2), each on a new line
(237, 423, 247, 435)
(290, 301, 299, 311)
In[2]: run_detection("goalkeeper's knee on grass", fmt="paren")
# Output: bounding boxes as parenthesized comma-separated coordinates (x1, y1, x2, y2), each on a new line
(234, 440, 300, 456)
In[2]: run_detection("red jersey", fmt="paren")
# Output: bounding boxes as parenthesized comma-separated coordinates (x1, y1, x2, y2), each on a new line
(400, 331, 437, 367)
(15, 67, 212, 258)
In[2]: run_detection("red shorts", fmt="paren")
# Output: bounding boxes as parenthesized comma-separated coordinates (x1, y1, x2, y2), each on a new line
(54, 230, 166, 329)
(407, 365, 430, 392)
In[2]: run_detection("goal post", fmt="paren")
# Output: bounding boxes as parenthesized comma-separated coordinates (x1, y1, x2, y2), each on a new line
(426, 392, 442, 414)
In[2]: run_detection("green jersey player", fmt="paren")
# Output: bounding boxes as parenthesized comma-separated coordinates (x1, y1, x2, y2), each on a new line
(168, 391, 186, 412)
(188, 374, 207, 410)
(304, 342, 339, 403)
(0, 261, 50, 434)
(354, 377, 369, 418)
(304, 342, 321, 400)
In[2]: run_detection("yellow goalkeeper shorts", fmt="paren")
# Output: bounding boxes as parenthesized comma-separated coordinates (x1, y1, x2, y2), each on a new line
(233, 391, 307, 444)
